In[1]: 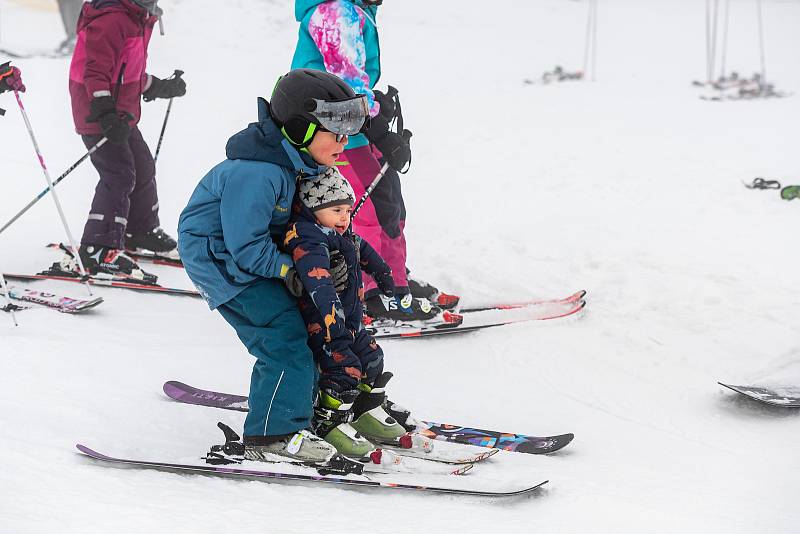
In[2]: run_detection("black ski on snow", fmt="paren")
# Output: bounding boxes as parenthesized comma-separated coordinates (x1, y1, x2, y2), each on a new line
(163, 381, 574, 455)
(76, 444, 547, 497)
(718, 383, 800, 408)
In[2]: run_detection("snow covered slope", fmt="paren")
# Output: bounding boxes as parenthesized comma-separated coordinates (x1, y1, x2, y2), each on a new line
(1, 0, 799, 532)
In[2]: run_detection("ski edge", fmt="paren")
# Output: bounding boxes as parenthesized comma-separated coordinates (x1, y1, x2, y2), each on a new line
(76, 444, 548, 496)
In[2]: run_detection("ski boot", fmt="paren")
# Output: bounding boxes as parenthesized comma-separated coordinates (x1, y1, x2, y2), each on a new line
(351, 372, 408, 446)
(125, 226, 180, 260)
(365, 293, 441, 322)
(407, 275, 460, 310)
(243, 429, 338, 465)
(312, 388, 378, 459)
(46, 244, 157, 284)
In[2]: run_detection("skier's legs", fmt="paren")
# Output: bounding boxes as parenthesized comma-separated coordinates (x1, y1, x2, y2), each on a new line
(307, 328, 363, 393)
(217, 279, 316, 437)
(57, 0, 82, 40)
(338, 146, 383, 260)
(125, 127, 160, 235)
(340, 146, 409, 296)
(350, 328, 384, 386)
(80, 134, 137, 248)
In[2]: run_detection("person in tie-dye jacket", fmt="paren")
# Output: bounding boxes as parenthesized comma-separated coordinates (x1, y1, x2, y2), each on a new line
(291, 0, 460, 323)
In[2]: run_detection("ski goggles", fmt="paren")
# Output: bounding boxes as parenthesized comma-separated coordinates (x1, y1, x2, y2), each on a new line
(306, 96, 369, 141)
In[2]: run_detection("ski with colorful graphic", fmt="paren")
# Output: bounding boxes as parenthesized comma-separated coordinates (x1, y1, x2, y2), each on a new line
(1, 272, 201, 297)
(76, 444, 547, 496)
(162, 381, 574, 454)
(1, 287, 103, 313)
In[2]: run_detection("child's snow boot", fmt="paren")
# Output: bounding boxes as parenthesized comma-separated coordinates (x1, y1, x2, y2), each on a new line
(351, 372, 408, 445)
(313, 388, 377, 459)
(407, 274, 460, 311)
(365, 293, 441, 322)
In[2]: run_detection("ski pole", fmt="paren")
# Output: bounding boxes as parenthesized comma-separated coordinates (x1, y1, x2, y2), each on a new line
(14, 90, 92, 295)
(0, 137, 107, 236)
(352, 162, 390, 220)
(0, 271, 19, 326)
(153, 69, 184, 164)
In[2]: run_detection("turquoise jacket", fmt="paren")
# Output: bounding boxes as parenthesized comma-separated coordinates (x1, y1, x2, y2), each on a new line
(291, 0, 380, 150)
(177, 98, 326, 310)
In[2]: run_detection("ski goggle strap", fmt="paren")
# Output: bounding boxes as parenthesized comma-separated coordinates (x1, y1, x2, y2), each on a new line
(305, 95, 369, 137)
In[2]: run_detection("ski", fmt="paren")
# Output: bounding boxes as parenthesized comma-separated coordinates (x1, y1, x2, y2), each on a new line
(2, 287, 103, 313)
(2, 273, 200, 297)
(370, 298, 585, 339)
(47, 243, 183, 268)
(163, 381, 574, 455)
(458, 290, 586, 313)
(76, 444, 546, 496)
(718, 383, 800, 408)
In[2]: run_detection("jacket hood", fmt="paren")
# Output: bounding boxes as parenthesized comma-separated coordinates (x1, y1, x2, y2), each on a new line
(294, 0, 377, 22)
(226, 98, 321, 174)
(80, 0, 149, 29)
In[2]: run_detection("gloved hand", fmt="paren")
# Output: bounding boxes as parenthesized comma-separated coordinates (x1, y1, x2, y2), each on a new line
(0, 63, 25, 94)
(373, 88, 396, 121)
(86, 96, 131, 145)
(143, 73, 186, 102)
(364, 114, 412, 172)
(284, 267, 304, 298)
(329, 250, 349, 293)
(372, 271, 395, 297)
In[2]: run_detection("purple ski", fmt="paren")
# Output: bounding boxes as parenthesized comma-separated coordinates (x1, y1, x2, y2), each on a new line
(163, 381, 573, 454)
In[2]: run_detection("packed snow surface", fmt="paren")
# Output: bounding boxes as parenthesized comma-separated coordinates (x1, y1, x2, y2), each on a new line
(1, 0, 799, 532)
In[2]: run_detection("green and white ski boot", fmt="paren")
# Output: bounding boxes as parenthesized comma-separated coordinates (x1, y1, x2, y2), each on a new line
(351, 372, 408, 445)
(313, 388, 377, 459)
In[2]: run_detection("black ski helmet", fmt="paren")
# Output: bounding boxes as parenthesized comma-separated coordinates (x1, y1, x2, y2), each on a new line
(270, 69, 368, 148)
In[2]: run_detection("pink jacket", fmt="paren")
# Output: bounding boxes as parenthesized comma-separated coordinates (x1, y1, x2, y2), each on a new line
(68, 0, 156, 135)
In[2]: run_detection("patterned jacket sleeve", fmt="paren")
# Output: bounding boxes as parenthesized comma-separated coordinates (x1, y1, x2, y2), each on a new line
(285, 222, 351, 343)
(357, 235, 391, 278)
(306, 1, 378, 116)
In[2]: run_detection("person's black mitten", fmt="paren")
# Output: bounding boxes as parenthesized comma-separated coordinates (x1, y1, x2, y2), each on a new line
(86, 96, 130, 145)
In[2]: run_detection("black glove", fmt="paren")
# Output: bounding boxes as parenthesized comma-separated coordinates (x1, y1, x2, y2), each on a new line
(284, 267, 304, 298)
(143, 73, 186, 102)
(373, 88, 396, 122)
(372, 271, 395, 297)
(86, 96, 130, 145)
(329, 250, 349, 293)
(364, 114, 412, 172)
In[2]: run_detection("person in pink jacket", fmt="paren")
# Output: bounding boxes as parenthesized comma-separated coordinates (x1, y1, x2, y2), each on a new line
(57, 0, 185, 282)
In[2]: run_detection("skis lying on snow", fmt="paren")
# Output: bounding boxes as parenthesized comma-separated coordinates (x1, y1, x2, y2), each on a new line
(0, 287, 103, 313)
(47, 243, 183, 268)
(76, 443, 547, 496)
(2, 272, 201, 297)
(163, 381, 574, 455)
(718, 383, 800, 408)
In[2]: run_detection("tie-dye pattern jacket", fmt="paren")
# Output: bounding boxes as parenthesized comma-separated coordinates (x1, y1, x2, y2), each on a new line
(283, 199, 390, 345)
(292, 0, 380, 149)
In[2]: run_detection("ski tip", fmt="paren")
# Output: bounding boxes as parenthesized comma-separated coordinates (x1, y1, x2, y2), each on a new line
(451, 464, 473, 475)
(162, 380, 189, 400)
(76, 444, 107, 460)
